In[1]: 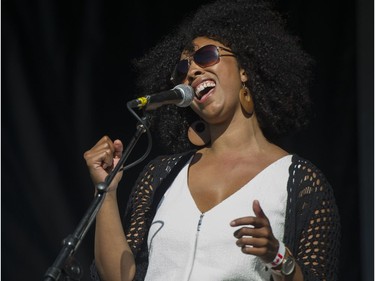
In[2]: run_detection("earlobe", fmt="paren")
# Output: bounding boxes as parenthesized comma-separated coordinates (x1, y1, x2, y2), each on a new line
(240, 69, 248, 83)
(239, 83, 254, 115)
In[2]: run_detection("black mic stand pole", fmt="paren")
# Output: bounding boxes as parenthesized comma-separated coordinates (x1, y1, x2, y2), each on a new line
(44, 114, 151, 281)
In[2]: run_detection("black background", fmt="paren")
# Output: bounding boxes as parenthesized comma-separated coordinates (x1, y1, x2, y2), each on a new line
(2, 0, 374, 280)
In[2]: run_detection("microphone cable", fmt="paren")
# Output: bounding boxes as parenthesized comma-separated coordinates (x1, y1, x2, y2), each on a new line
(119, 103, 153, 172)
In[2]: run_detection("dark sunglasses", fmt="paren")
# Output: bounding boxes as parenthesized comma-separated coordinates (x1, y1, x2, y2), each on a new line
(170, 44, 236, 85)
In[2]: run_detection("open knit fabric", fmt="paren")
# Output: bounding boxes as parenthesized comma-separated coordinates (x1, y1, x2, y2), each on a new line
(90, 151, 340, 281)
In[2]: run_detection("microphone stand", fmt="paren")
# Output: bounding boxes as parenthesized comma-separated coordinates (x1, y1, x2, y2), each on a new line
(43, 113, 151, 281)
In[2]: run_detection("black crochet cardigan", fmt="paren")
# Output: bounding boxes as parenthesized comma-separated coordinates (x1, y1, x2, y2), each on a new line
(91, 151, 341, 281)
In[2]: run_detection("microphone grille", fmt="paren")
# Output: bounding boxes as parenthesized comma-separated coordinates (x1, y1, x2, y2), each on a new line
(174, 84, 194, 107)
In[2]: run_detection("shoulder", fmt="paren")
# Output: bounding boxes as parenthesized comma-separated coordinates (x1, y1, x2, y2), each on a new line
(289, 154, 329, 184)
(288, 154, 336, 202)
(140, 150, 196, 177)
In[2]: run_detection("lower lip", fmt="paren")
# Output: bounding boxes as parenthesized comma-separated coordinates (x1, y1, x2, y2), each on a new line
(195, 88, 214, 104)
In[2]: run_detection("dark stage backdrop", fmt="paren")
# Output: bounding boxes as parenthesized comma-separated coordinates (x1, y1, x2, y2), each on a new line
(2, 0, 373, 280)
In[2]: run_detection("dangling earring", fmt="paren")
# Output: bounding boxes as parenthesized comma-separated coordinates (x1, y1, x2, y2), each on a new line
(239, 83, 254, 115)
(188, 120, 211, 147)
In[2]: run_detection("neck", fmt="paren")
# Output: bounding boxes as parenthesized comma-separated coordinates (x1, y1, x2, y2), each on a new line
(206, 115, 271, 155)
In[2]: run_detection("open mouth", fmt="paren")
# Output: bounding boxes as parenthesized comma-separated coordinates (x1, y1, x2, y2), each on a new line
(195, 80, 216, 100)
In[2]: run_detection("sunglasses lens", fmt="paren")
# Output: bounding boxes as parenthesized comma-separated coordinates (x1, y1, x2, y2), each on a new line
(170, 45, 220, 85)
(194, 45, 219, 67)
(171, 59, 189, 85)
(176, 59, 189, 74)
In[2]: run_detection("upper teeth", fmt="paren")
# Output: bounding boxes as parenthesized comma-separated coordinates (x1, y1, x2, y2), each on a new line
(196, 81, 216, 97)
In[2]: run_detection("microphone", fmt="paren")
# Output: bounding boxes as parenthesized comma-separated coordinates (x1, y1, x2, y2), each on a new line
(127, 84, 194, 110)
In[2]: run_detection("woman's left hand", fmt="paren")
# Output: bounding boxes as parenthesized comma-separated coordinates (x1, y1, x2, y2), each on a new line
(230, 200, 280, 264)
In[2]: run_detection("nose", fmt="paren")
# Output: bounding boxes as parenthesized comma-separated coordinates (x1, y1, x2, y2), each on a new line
(187, 60, 205, 81)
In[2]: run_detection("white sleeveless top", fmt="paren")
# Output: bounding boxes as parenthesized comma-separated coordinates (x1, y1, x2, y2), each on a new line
(145, 155, 292, 281)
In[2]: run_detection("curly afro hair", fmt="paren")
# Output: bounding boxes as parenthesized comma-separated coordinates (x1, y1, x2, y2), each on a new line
(132, 0, 314, 154)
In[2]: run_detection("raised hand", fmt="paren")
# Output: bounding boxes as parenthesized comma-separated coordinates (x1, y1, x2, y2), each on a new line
(83, 135, 124, 193)
(230, 200, 280, 264)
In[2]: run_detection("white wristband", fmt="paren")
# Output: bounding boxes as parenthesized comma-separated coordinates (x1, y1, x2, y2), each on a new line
(266, 241, 286, 269)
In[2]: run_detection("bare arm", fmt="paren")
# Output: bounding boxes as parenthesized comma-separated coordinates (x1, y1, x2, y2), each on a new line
(84, 136, 135, 281)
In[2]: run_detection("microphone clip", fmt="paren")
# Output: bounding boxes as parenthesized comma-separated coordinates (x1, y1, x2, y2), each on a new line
(131, 96, 150, 109)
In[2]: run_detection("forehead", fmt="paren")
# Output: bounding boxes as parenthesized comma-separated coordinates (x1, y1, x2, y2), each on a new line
(183, 37, 226, 53)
